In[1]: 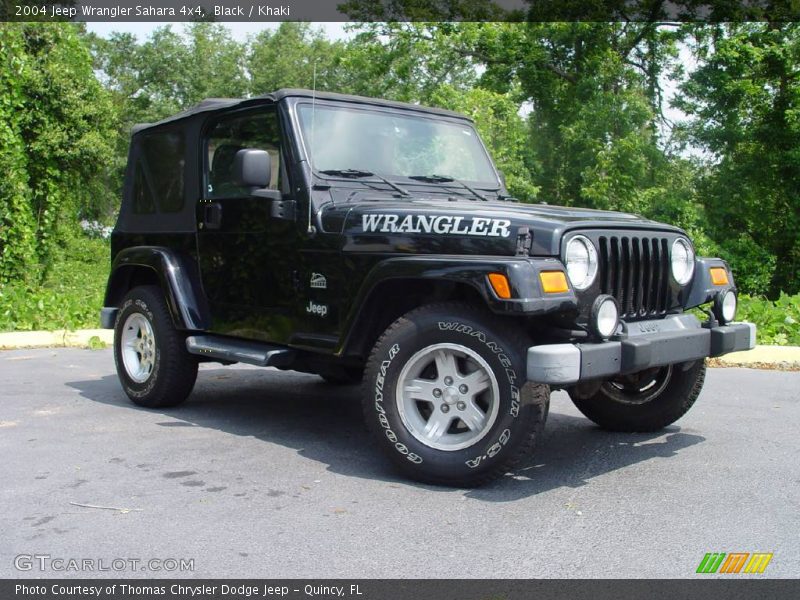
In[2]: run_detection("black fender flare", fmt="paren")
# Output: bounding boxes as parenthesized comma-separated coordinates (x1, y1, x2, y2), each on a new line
(103, 246, 210, 331)
(338, 255, 578, 355)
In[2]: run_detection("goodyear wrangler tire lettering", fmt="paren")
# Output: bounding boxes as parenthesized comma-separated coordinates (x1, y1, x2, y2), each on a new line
(437, 322, 516, 386)
(363, 303, 549, 487)
(373, 343, 412, 462)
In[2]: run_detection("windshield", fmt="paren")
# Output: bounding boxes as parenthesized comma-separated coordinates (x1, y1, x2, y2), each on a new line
(297, 103, 499, 187)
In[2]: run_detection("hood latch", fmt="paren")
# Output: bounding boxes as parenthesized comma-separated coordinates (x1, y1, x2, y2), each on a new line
(515, 227, 533, 256)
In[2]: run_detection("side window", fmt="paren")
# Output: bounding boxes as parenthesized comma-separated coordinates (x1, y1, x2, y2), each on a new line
(132, 131, 186, 214)
(131, 159, 156, 214)
(205, 109, 281, 198)
(142, 132, 186, 212)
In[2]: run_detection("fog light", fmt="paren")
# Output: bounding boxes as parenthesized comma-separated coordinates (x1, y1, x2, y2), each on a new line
(591, 295, 620, 339)
(714, 290, 737, 324)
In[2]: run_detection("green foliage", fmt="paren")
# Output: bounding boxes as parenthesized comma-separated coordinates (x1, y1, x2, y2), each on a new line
(472, 22, 680, 215)
(87, 335, 107, 350)
(738, 293, 800, 346)
(0, 232, 108, 332)
(676, 23, 800, 295)
(92, 23, 248, 124)
(248, 23, 346, 94)
(337, 0, 508, 21)
(0, 23, 116, 283)
(335, 23, 479, 103)
(0, 26, 37, 284)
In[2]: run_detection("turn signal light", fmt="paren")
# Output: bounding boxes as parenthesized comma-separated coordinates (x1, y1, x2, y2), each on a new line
(710, 267, 729, 286)
(488, 273, 512, 299)
(540, 271, 569, 294)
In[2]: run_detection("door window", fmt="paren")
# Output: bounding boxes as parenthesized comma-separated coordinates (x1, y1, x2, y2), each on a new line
(205, 109, 281, 198)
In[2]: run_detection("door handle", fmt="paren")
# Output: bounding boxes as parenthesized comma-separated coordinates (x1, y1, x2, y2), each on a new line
(203, 202, 222, 229)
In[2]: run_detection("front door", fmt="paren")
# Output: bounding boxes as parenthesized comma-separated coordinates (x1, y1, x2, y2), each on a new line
(196, 106, 298, 342)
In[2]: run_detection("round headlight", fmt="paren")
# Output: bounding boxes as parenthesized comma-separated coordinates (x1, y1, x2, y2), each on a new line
(716, 290, 737, 324)
(565, 235, 598, 290)
(591, 295, 620, 339)
(671, 238, 695, 285)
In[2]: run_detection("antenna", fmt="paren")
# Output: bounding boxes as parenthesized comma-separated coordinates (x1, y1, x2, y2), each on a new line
(307, 61, 318, 235)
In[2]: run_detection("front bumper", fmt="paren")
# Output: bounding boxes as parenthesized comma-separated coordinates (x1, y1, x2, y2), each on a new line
(527, 314, 756, 385)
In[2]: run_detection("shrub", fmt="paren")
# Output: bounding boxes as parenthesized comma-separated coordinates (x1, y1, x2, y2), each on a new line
(738, 293, 800, 346)
(0, 233, 108, 332)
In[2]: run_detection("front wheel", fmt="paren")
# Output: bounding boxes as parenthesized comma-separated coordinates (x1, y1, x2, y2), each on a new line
(362, 303, 549, 487)
(568, 360, 706, 432)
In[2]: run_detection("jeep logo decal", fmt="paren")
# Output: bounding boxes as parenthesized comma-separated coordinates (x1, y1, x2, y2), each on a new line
(306, 300, 328, 317)
(362, 214, 511, 238)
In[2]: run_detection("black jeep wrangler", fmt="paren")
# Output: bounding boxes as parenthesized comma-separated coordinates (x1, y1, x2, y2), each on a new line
(101, 89, 754, 486)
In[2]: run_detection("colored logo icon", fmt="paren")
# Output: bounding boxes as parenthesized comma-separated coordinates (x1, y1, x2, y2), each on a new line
(696, 552, 773, 574)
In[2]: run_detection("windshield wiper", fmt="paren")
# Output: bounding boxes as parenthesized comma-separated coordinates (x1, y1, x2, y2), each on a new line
(408, 174, 489, 201)
(318, 169, 410, 197)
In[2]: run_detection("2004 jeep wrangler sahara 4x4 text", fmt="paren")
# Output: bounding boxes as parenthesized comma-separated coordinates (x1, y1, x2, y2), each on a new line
(101, 89, 755, 486)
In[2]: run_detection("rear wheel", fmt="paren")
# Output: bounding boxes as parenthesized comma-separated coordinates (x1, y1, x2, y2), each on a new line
(568, 360, 706, 432)
(363, 303, 549, 487)
(113, 285, 198, 408)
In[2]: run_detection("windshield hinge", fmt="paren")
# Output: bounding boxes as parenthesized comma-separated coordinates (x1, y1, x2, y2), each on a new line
(515, 227, 533, 256)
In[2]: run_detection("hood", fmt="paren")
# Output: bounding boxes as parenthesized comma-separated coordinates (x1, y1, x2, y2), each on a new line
(322, 196, 683, 257)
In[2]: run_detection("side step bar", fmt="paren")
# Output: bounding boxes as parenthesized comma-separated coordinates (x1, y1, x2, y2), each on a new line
(186, 335, 295, 368)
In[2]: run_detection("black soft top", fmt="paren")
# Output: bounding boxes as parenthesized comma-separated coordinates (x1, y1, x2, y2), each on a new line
(131, 89, 472, 134)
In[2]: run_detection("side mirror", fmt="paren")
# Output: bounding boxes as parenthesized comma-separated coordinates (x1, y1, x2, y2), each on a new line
(232, 148, 295, 221)
(233, 149, 271, 190)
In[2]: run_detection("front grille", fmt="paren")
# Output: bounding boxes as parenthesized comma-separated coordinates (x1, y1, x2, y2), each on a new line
(597, 235, 672, 319)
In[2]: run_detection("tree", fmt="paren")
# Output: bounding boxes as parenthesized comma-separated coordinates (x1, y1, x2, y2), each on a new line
(335, 23, 479, 103)
(0, 23, 116, 283)
(92, 22, 248, 125)
(247, 23, 346, 95)
(676, 23, 800, 294)
(470, 22, 681, 213)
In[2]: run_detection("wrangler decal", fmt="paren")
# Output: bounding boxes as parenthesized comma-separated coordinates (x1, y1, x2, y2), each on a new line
(362, 214, 511, 238)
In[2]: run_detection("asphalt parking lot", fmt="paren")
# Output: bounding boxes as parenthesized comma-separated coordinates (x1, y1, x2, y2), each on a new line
(1, 348, 798, 579)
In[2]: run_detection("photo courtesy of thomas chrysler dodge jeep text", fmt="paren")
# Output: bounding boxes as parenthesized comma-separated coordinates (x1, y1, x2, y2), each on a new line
(100, 89, 755, 486)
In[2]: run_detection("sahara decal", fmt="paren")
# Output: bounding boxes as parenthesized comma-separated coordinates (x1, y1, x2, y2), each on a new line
(310, 272, 327, 289)
(362, 214, 511, 238)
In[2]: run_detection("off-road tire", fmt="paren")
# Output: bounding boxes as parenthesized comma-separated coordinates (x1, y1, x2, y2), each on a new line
(362, 302, 549, 487)
(569, 360, 706, 432)
(113, 285, 198, 408)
